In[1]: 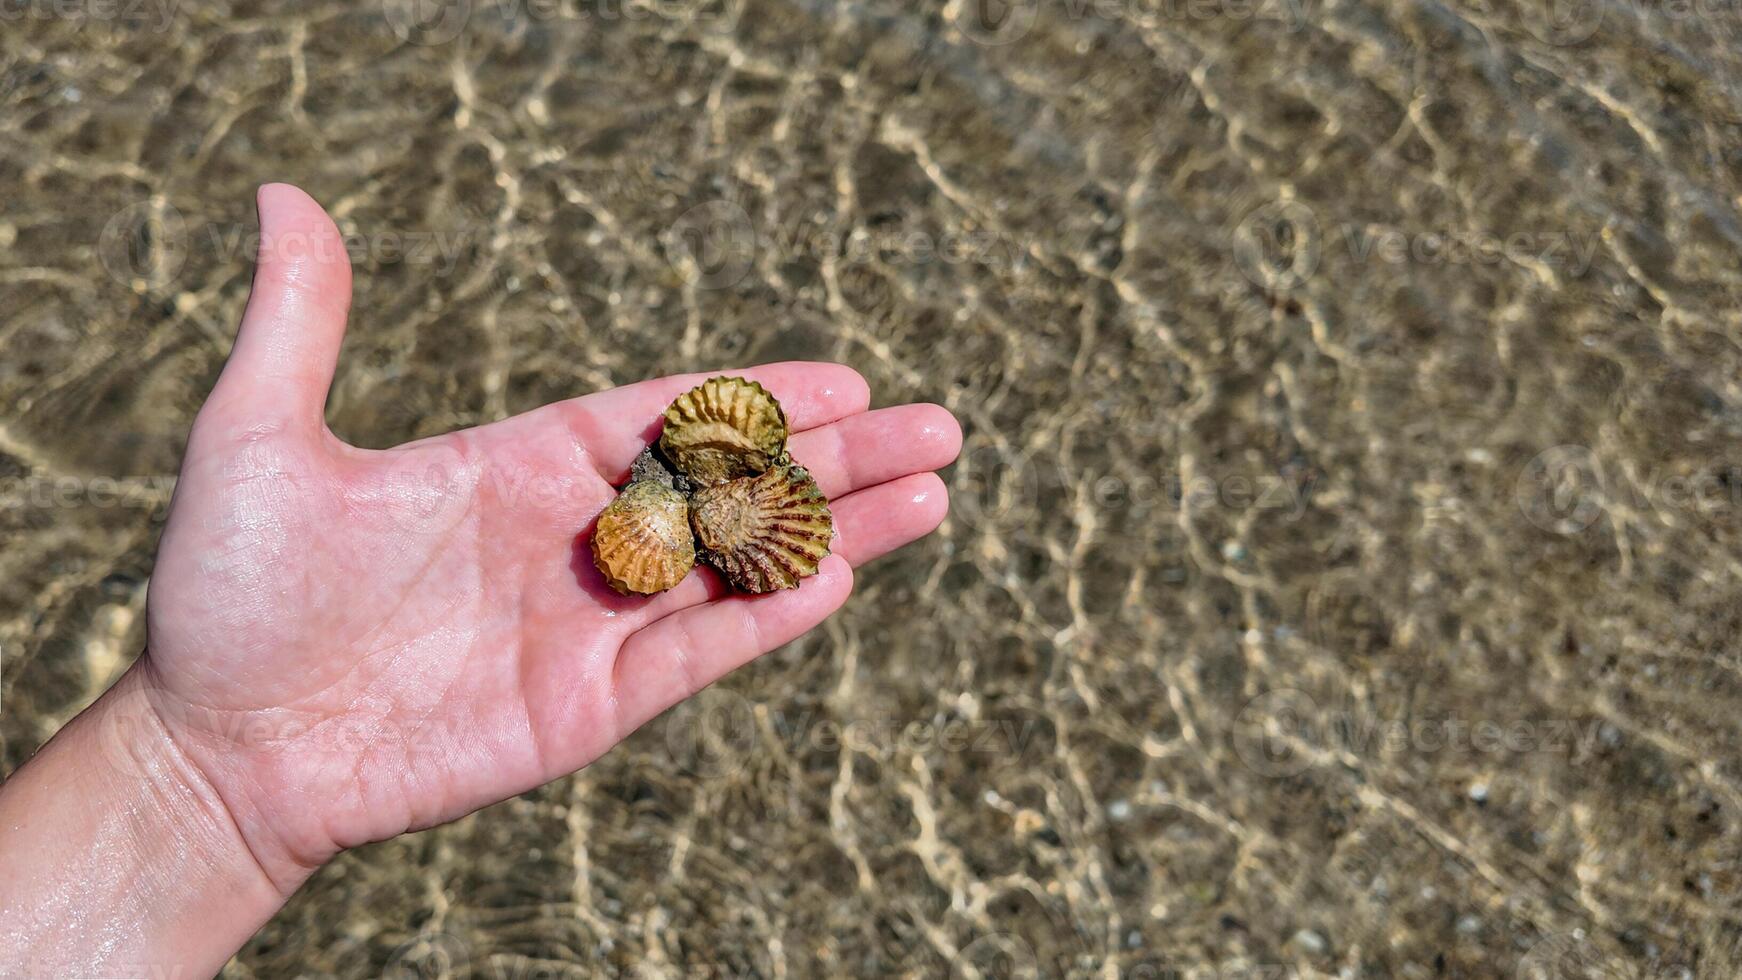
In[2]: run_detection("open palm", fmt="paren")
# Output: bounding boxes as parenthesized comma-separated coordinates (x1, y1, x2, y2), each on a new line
(138, 185, 959, 893)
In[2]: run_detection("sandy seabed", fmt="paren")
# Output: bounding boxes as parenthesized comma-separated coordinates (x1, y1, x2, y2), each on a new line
(4, 0, 1742, 976)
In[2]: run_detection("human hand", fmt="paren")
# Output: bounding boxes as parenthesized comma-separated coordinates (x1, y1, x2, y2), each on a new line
(136, 184, 961, 895)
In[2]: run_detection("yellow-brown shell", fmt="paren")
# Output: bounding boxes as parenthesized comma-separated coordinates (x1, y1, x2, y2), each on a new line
(591, 481, 696, 595)
(689, 464, 833, 593)
(659, 377, 788, 487)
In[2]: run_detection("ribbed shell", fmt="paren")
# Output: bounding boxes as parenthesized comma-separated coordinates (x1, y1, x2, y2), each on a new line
(689, 465, 833, 593)
(658, 377, 788, 487)
(590, 481, 696, 595)
(628, 445, 678, 489)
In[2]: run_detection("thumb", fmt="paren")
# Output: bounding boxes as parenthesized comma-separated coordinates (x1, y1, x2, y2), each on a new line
(206, 183, 353, 435)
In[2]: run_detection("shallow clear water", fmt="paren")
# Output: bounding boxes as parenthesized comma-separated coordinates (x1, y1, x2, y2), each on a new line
(3, 0, 1742, 975)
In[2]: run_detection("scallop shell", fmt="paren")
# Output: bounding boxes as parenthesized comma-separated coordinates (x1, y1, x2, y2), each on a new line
(689, 464, 833, 593)
(590, 481, 696, 595)
(628, 445, 678, 490)
(659, 377, 788, 487)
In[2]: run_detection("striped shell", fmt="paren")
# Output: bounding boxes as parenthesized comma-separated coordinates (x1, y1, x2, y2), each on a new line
(659, 377, 788, 487)
(689, 465, 833, 593)
(590, 481, 696, 595)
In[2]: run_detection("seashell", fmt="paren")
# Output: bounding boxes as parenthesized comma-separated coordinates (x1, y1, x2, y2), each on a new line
(628, 445, 678, 490)
(689, 464, 833, 593)
(659, 376, 788, 487)
(591, 481, 696, 595)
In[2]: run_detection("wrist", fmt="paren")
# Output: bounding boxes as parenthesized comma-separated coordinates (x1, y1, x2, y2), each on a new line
(124, 656, 333, 896)
(0, 659, 301, 977)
